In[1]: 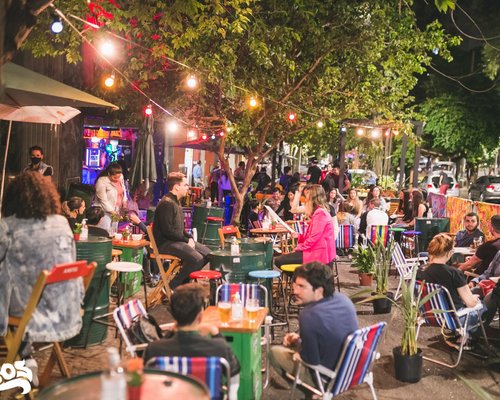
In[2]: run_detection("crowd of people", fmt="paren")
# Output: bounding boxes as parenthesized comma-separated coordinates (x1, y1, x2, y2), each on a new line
(1, 146, 499, 395)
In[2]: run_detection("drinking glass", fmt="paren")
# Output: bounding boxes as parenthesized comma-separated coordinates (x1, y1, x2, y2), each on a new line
(218, 301, 231, 326)
(473, 237, 480, 249)
(245, 298, 260, 323)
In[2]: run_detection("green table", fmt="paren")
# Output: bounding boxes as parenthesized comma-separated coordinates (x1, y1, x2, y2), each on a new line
(224, 237, 274, 270)
(203, 306, 267, 400)
(208, 249, 267, 283)
(112, 239, 148, 297)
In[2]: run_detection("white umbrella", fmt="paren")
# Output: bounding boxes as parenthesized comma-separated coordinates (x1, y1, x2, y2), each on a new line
(0, 63, 118, 216)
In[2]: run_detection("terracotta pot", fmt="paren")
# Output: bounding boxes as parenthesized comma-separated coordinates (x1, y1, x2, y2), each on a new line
(358, 272, 373, 286)
(127, 385, 143, 400)
(73, 233, 80, 241)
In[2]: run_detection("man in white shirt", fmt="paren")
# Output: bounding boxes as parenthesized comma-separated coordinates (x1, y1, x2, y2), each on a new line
(359, 198, 388, 238)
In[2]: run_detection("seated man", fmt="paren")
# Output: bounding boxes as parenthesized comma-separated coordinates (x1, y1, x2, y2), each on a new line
(459, 215, 500, 275)
(270, 262, 358, 387)
(85, 206, 111, 237)
(143, 283, 240, 397)
(153, 172, 211, 290)
(454, 212, 485, 248)
(358, 198, 389, 239)
(264, 188, 282, 212)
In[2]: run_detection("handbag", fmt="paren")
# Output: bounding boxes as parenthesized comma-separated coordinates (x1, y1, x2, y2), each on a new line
(128, 314, 162, 344)
(478, 280, 496, 297)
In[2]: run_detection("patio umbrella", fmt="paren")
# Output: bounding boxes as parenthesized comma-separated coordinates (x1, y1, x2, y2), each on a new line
(0, 62, 119, 215)
(129, 115, 157, 192)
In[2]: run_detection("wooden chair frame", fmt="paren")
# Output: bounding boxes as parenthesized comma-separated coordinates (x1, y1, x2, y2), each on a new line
(4, 261, 96, 387)
(218, 225, 241, 249)
(146, 225, 182, 306)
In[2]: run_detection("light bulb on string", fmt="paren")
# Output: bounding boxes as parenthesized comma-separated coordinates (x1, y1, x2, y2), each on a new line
(317, 121, 324, 129)
(287, 112, 296, 122)
(144, 105, 153, 116)
(167, 120, 179, 134)
(187, 129, 197, 139)
(370, 129, 381, 139)
(201, 133, 208, 140)
(219, 131, 225, 137)
(104, 74, 115, 88)
(186, 75, 198, 89)
(248, 97, 258, 108)
(211, 134, 216, 140)
(356, 128, 365, 136)
(100, 40, 115, 57)
(384, 129, 391, 137)
(393, 130, 399, 136)
(51, 17, 63, 34)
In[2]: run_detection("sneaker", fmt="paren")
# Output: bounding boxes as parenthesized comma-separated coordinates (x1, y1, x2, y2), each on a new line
(25, 358, 39, 388)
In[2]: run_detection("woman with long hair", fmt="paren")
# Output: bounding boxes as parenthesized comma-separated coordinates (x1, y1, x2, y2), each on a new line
(417, 233, 483, 349)
(94, 162, 127, 231)
(275, 185, 336, 267)
(276, 190, 294, 221)
(61, 196, 86, 230)
(0, 172, 83, 372)
(362, 185, 387, 212)
(337, 201, 357, 229)
(346, 188, 363, 219)
(407, 189, 428, 227)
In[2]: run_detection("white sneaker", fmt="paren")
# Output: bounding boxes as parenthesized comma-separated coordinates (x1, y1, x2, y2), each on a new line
(25, 358, 39, 387)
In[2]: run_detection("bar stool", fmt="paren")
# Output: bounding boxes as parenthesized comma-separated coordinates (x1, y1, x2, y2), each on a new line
(112, 248, 123, 261)
(279, 264, 301, 317)
(189, 270, 223, 305)
(248, 270, 288, 330)
(200, 216, 224, 245)
(388, 227, 405, 244)
(402, 230, 422, 257)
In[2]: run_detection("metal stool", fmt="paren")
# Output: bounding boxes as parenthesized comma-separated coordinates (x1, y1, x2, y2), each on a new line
(249, 270, 288, 330)
(388, 227, 405, 244)
(200, 216, 224, 245)
(189, 269, 223, 305)
(402, 230, 422, 257)
(279, 264, 301, 317)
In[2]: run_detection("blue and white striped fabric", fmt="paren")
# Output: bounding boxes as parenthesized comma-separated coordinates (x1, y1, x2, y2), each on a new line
(148, 356, 222, 400)
(336, 225, 355, 250)
(331, 322, 386, 395)
(116, 298, 147, 329)
(218, 283, 261, 306)
(417, 282, 459, 331)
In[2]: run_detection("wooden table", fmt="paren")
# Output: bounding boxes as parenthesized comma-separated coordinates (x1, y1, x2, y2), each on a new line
(453, 247, 475, 256)
(202, 306, 268, 399)
(37, 370, 209, 400)
(250, 227, 292, 253)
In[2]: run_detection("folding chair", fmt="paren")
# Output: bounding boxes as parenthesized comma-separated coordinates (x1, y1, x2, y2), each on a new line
(146, 356, 230, 400)
(415, 281, 489, 368)
(218, 225, 241, 249)
(392, 242, 428, 300)
(4, 261, 96, 387)
(369, 225, 389, 247)
(291, 322, 387, 400)
(113, 299, 174, 357)
(146, 225, 182, 306)
(336, 224, 355, 257)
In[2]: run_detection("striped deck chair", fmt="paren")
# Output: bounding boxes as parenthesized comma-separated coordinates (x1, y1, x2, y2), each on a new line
(291, 322, 387, 400)
(146, 356, 230, 400)
(336, 224, 356, 255)
(392, 242, 428, 300)
(215, 283, 268, 308)
(415, 281, 489, 368)
(369, 225, 389, 247)
(113, 299, 174, 357)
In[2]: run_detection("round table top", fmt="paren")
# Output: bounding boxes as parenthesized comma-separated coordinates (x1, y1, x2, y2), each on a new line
(250, 227, 290, 234)
(37, 370, 210, 400)
(209, 249, 265, 257)
(453, 247, 476, 255)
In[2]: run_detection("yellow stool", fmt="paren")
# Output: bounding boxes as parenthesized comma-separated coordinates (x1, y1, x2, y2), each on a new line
(280, 264, 301, 317)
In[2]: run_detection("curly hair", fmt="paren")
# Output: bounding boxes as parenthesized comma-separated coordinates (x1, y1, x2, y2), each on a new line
(2, 172, 61, 219)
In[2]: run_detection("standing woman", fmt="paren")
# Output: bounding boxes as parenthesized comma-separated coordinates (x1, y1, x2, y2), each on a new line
(407, 189, 428, 227)
(0, 173, 84, 363)
(62, 196, 86, 230)
(94, 162, 127, 231)
(275, 185, 336, 267)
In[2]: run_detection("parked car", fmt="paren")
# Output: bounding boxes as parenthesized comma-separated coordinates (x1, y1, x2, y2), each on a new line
(419, 172, 460, 197)
(348, 169, 378, 187)
(468, 175, 500, 203)
(431, 161, 456, 176)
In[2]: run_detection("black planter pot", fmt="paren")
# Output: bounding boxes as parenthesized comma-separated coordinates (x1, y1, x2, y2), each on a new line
(372, 292, 393, 314)
(393, 347, 423, 383)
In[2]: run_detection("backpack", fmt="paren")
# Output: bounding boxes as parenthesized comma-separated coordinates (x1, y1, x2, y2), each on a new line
(128, 314, 162, 344)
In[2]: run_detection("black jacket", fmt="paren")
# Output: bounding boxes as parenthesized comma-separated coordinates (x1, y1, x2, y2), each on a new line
(153, 193, 191, 248)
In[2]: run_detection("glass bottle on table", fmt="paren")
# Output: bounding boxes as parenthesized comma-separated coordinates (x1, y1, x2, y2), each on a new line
(101, 347, 126, 400)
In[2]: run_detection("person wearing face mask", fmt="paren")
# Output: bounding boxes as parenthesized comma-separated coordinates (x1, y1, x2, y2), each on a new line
(23, 145, 53, 176)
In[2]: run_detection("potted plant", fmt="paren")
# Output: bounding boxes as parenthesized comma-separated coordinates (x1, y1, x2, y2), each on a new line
(371, 238, 394, 314)
(392, 268, 436, 383)
(126, 358, 144, 400)
(73, 223, 82, 241)
(352, 243, 375, 286)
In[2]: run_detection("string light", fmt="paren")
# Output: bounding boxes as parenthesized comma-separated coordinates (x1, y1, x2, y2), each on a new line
(186, 75, 198, 89)
(187, 129, 197, 139)
(201, 133, 208, 140)
(104, 73, 115, 88)
(219, 131, 225, 137)
(100, 40, 115, 57)
(144, 105, 153, 116)
(211, 134, 216, 140)
(287, 112, 297, 122)
(166, 120, 179, 134)
(356, 128, 365, 136)
(51, 16, 63, 33)
(316, 121, 324, 129)
(248, 97, 258, 108)
(370, 129, 381, 139)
